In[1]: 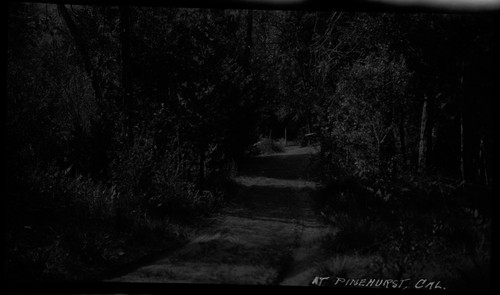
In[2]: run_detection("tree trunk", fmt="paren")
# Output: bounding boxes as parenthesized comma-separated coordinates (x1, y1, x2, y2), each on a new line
(390, 101, 399, 172)
(460, 112, 465, 182)
(244, 10, 253, 75)
(198, 150, 206, 189)
(376, 140, 381, 172)
(431, 125, 437, 160)
(119, 6, 132, 112)
(391, 121, 400, 173)
(346, 144, 350, 166)
(426, 96, 435, 168)
(418, 95, 429, 173)
(398, 96, 407, 163)
(176, 128, 182, 177)
(399, 117, 406, 162)
(371, 124, 381, 172)
(479, 137, 488, 186)
(58, 4, 102, 103)
(459, 60, 465, 183)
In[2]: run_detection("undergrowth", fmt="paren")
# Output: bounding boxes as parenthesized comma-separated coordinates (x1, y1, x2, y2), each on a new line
(251, 137, 285, 155)
(316, 172, 491, 291)
(5, 134, 228, 281)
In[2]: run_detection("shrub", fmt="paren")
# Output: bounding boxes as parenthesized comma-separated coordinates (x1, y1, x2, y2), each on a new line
(253, 137, 285, 155)
(110, 131, 155, 198)
(451, 250, 490, 292)
(126, 212, 185, 245)
(148, 179, 221, 221)
(5, 163, 121, 280)
(323, 215, 393, 254)
(319, 255, 376, 279)
(5, 236, 70, 281)
(28, 164, 118, 224)
(139, 148, 223, 221)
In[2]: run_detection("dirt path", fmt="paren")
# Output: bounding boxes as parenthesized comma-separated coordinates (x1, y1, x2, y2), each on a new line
(107, 145, 333, 285)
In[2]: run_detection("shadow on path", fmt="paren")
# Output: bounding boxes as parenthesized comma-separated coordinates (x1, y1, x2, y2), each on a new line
(107, 145, 333, 285)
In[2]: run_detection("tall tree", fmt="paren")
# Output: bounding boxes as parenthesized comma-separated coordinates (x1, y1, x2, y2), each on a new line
(119, 5, 132, 114)
(58, 4, 103, 103)
(244, 9, 253, 75)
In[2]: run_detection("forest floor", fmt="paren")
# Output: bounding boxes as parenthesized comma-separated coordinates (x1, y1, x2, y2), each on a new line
(106, 145, 334, 285)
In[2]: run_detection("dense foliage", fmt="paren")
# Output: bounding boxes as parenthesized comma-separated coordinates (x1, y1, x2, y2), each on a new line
(6, 3, 494, 283)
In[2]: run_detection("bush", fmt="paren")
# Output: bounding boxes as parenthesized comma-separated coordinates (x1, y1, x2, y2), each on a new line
(451, 250, 490, 292)
(319, 255, 376, 279)
(5, 236, 70, 281)
(4, 163, 121, 280)
(253, 137, 285, 155)
(323, 215, 393, 254)
(28, 164, 118, 224)
(148, 179, 221, 221)
(110, 132, 155, 198)
(317, 169, 491, 290)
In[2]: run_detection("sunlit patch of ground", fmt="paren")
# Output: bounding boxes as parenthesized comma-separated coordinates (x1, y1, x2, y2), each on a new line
(256, 145, 320, 157)
(232, 176, 318, 190)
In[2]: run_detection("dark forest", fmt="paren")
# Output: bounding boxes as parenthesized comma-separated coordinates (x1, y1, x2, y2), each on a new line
(4, 0, 496, 292)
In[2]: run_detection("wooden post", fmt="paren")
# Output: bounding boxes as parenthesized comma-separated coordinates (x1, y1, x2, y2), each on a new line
(284, 128, 287, 146)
